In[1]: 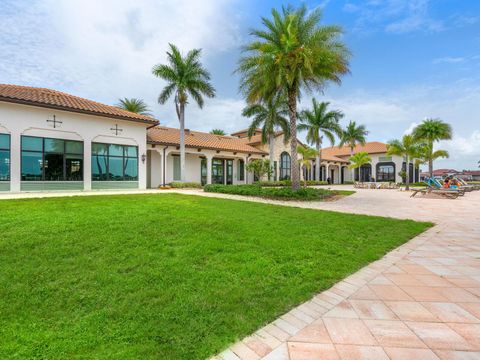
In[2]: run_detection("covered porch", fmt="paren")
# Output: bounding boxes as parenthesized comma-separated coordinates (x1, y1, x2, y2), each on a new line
(147, 145, 264, 188)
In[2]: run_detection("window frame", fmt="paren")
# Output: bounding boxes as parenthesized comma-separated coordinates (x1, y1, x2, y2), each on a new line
(0, 133, 11, 182)
(91, 142, 138, 182)
(279, 152, 291, 180)
(376, 162, 396, 182)
(21, 135, 84, 182)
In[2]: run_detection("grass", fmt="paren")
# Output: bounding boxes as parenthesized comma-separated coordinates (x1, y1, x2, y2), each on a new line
(0, 194, 432, 359)
(204, 184, 354, 201)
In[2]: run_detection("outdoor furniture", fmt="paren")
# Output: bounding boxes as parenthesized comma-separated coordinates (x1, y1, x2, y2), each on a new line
(410, 188, 460, 199)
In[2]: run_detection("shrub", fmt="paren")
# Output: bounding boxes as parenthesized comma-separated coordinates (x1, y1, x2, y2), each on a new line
(203, 184, 336, 201)
(169, 182, 203, 189)
(255, 180, 328, 187)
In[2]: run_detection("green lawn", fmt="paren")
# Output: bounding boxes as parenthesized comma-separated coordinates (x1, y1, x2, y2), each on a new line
(0, 194, 431, 359)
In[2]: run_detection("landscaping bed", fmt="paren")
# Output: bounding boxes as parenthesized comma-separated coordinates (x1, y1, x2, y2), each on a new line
(204, 184, 353, 201)
(0, 194, 431, 359)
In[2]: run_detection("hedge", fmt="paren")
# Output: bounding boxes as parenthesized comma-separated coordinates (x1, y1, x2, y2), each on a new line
(169, 182, 203, 189)
(255, 180, 329, 187)
(203, 184, 336, 201)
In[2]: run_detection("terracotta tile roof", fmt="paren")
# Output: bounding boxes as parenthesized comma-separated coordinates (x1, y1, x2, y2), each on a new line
(147, 126, 268, 155)
(0, 84, 158, 125)
(322, 141, 388, 157)
(318, 153, 350, 163)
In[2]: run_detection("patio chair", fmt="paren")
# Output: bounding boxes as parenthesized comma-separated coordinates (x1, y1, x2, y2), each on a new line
(410, 188, 460, 199)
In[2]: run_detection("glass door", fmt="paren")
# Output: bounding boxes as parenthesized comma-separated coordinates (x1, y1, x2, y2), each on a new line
(226, 159, 233, 185)
(212, 159, 224, 184)
(201, 158, 207, 185)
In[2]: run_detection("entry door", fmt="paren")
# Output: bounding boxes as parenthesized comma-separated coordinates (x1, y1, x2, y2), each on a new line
(200, 158, 207, 185)
(330, 169, 335, 183)
(226, 159, 233, 185)
(341, 167, 344, 184)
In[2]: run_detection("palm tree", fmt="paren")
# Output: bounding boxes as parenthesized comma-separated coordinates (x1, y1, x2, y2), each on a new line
(237, 5, 350, 189)
(412, 118, 452, 177)
(152, 44, 215, 182)
(298, 99, 343, 181)
(415, 142, 449, 177)
(116, 98, 152, 116)
(242, 95, 290, 177)
(348, 152, 371, 182)
(297, 146, 318, 187)
(339, 121, 369, 181)
(210, 129, 226, 135)
(387, 135, 421, 190)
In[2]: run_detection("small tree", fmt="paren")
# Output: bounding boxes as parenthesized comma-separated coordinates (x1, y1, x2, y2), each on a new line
(210, 129, 226, 135)
(297, 146, 318, 187)
(246, 159, 273, 182)
(349, 152, 371, 182)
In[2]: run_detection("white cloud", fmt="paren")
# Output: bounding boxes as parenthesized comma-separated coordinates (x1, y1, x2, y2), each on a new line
(344, 0, 444, 34)
(403, 122, 418, 135)
(0, 0, 241, 111)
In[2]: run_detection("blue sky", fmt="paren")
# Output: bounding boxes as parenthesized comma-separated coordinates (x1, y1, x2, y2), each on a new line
(1, 0, 479, 170)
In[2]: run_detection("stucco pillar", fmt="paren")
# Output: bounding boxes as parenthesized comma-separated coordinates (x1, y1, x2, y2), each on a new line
(10, 130, 21, 192)
(83, 138, 92, 191)
(325, 164, 330, 184)
(206, 155, 213, 184)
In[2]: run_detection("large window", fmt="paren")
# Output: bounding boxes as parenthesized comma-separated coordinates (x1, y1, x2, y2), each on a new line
(0, 134, 10, 181)
(376, 162, 396, 182)
(279, 152, 291, 180)
(92, 143, 138, 181)
(21, 136, 83, 181)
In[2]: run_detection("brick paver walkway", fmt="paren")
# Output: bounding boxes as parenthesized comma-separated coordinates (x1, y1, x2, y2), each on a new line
(207, 187, 480, 360)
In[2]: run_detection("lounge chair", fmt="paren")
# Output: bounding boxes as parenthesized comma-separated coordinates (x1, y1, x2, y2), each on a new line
(410, 188, 460, 199)
(425, 177, 465, 196)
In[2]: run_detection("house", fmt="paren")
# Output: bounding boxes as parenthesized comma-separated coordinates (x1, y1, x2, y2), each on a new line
(0, 84, 156, 192)
(0, 84, 348, 193)
(321, 142, 419, 183)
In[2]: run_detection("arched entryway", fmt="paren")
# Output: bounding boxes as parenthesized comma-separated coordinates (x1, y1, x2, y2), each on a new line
(279, 152, 291, 180)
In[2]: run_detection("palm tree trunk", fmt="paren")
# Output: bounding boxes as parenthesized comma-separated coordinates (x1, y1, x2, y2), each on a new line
(179, 102, 186, 182)
(269, 133, 275, 181)
(429, 159, 433, 179)
(316, 140, 321, 181)
(350, 147, 355, 182)
(287, 89, 300, 190)
(405, 155, 410, 190)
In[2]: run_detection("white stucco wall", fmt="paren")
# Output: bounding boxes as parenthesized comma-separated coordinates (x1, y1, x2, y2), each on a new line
(0, 102, 150, 191)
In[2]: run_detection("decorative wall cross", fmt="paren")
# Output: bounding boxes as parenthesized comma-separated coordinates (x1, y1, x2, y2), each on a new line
(46, 115, 62, 128)
(110, 124, 123, 136)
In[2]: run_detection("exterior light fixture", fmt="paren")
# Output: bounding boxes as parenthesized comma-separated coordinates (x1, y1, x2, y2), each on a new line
(141, 153, 146, 163)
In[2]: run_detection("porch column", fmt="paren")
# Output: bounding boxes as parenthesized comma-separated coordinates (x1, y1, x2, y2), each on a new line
(206, 155, 213, 184)
(244, 156, 249, 184)
(83, 138, 92, 190)
(10, 131, 21, 192)
(325, 164, 330, 183)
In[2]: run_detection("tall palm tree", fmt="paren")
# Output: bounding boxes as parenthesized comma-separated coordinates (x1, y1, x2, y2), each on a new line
(210, 129, 226, 135)
(298, 99, 343, 181)
(339, 121, 369, 181)
(242, 95, 290, 177)
(152, 44, 215, 182)
(297, 146, 318, 187)
(412, 118, 452, 177)
(237, 5, 350, 189)
(387, 134, 421, 190)
(348, 152, 371, 182)
(116, 98, 152, 116)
